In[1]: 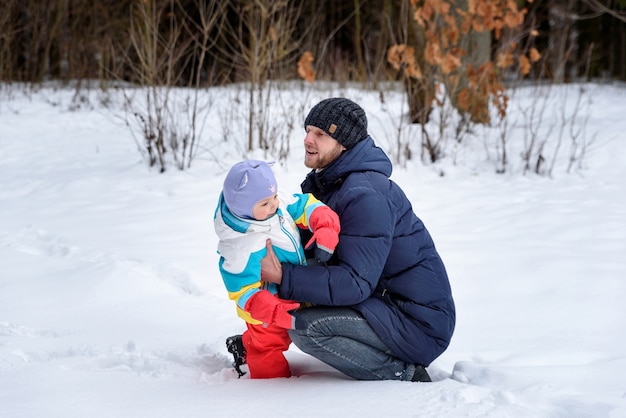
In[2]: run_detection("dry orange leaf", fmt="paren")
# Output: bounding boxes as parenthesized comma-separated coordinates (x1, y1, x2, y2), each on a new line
(519, 54, 531, 75)
(529, 47, 541, 62)
(387, 44, 422, 79)
(269, 26, 277, 42)
(441, 52, 462, 74)
(297, 51, 315, 83)
(457, 88, 471, 112)
(496, 51, 514, 68)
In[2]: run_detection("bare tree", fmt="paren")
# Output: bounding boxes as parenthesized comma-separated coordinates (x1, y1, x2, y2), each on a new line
(215, 0, 306, 156)
(120, 0, 224, 171)
(0, 0, 20, 81)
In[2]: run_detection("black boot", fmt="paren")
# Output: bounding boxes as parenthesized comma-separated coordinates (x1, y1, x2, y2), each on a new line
(225, 335, 247, 378)
(411, 365, 432, 382)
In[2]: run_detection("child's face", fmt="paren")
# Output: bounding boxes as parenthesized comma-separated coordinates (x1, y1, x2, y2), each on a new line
(252, 194, 279, 220)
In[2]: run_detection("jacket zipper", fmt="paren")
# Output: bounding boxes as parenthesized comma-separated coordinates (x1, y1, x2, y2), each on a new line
(279, 215, 304, 265)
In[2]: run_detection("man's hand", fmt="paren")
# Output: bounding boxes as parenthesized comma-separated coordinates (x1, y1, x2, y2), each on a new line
(260, 239, 283, 284)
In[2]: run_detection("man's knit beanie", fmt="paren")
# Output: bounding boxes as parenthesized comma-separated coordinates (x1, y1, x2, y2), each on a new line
(222, 160, 277, 220)
(304, 98, 368, 149)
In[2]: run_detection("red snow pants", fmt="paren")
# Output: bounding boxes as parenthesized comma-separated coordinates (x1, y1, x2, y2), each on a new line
(242, 322, 292, 378)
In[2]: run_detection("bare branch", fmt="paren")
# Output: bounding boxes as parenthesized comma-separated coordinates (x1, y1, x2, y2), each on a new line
(581, 0, 626, 23)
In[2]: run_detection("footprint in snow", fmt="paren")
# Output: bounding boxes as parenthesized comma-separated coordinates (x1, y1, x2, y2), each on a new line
(2, 225, 76, 258)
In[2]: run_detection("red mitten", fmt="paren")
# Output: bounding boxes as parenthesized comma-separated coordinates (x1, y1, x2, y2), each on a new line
(305, 206, 340, 262)
(273, 301, 300, 329)
(245, 290, 300, 329)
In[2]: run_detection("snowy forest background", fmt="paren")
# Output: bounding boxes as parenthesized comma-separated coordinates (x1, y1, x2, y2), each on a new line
(4, 0, 626, 173)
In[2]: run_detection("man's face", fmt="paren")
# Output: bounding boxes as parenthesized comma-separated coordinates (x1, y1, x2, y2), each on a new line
(303, 126, 346, 169)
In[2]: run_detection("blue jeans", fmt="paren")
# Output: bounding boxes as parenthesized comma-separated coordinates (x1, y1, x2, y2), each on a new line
(288, 306, 420, 381)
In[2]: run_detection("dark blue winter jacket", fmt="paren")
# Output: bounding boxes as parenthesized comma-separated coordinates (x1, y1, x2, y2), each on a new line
(279, 137, 455, 366)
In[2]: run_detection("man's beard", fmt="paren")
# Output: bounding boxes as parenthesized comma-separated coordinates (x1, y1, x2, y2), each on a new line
(305, 143, 344, 169)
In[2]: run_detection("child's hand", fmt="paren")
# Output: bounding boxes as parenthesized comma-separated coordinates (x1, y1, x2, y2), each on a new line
(305, 228, 338, 263)
(245, 290, 300, 329)
(273, 300, 300, 329)
(306, 206, 340, 263)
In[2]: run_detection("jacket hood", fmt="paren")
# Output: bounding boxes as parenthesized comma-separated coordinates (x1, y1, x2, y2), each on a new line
(302, 136, 392, 196)
(214, 193, 274, 236)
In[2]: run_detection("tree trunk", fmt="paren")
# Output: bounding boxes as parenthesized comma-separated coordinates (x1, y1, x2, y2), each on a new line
(449, 0, 491, 123)
(353, 0, 365, 81)
(548, 0, 577, 83)
(405, 77, 433, 124)
(405, 0, 434, 124)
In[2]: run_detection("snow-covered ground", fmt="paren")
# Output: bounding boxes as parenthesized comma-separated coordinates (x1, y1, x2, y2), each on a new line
(1, 83, 625, 417)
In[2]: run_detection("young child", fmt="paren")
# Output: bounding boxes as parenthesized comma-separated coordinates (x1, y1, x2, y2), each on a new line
(214, 160, 340, 379)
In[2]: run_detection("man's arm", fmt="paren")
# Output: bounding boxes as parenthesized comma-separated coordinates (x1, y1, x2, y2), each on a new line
(260, 239, 283, 284)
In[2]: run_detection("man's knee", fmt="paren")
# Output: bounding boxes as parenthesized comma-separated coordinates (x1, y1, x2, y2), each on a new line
(287, 327, 314, 355)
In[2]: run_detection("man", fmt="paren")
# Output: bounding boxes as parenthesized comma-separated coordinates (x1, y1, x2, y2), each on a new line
(260, 98, 455, 382)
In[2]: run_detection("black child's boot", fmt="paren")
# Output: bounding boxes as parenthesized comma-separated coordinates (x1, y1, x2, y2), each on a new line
(225, 335, 247, 378)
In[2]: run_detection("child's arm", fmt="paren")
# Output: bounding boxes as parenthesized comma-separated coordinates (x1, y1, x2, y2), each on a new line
(284, 192, 341, 263)
(304, 205, 340, 263)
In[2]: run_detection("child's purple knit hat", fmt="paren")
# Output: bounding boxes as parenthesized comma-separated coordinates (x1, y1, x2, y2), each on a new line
(222, 160, 277, 219)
